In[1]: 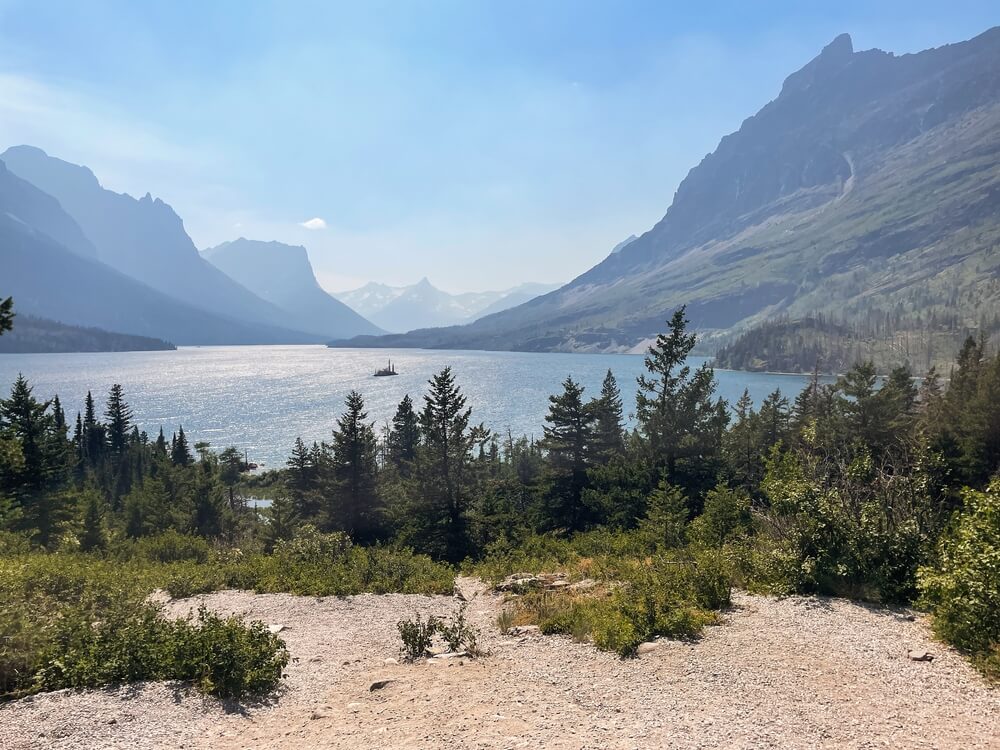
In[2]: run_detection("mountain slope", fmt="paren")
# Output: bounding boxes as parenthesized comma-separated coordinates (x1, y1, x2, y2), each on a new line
(1, 146, 311, 335)
(338, 27, 1000, 353)
(0, 160, 98, 259)
(0, 171, 321, 345)
(202, 239, 383, 338)
(334, 278, 562, 333)
(0, 314, 175, 353)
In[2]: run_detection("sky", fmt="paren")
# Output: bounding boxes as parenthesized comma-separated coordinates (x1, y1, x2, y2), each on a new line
(0, 1, 996, 293)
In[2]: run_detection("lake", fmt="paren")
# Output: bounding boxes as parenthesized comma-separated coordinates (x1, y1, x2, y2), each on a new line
(0, 346, 822, 469)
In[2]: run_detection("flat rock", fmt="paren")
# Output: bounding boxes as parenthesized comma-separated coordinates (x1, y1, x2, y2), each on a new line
(637, 642, 659, 655)
(268, 624, 287, 635)
(908, 650, 934, 662)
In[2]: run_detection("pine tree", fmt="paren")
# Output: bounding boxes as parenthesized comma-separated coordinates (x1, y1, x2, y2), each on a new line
(154, 427, 167, 456)
(324, 391, 381, 539)
(79, 491, 105, 551)
(286, 437, 320, 519)
(539, 376, 594, 531)
(104, 384, 133, 455)
(636, 307, 728, 486)
(171, 426, 193, 466)
(401, 368, 476, 561)
(590, 369, 625, 463)
(0, 375, 69, 546)
(641, 479, 689, 548)
(261, 494, 299, 552)
(387, 394, 420, 473)
(0, 296, 13, 336)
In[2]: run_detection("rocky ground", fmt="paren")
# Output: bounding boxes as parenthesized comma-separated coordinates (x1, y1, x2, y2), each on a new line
(2, 578, 998, 749)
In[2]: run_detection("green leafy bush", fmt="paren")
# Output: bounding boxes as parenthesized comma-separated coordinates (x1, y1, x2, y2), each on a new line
(918, 482, 1000, 680)
(397, 614, 440, 659)
(0, 554, 287, 700)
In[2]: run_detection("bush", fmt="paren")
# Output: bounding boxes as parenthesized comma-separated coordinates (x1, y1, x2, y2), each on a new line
(126, 531, 213, 565)
(168, 606, 289, 698)
(397, 614, 440, 659)
(438, 603, 482, 656)
(0, 554, 287, 700)
(918, 481, 1000, 678)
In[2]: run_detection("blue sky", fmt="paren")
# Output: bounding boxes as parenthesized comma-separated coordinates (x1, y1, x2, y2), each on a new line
(0, 1, 996, 292)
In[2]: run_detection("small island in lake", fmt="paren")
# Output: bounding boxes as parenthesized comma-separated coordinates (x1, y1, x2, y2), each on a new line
(373, 360, 398, 376)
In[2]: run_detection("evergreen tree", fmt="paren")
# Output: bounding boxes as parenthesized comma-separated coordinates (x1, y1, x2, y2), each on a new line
(285, 437, 320, 519)
(641, 479, 689, 548)
(636, 307, 728, 487)
(171, 426, 193, 466)
(261, 494, 299, 552)
(0, 375, 69, 545)
(539, 376, 593, 531)
(325, 391, 381, 540)
(154, 427, 168, 456)
(218, 446, 244, 509)
(402, 368, 477, 561)
(79, 491, 105, 552)
(590, 369, 625, 463)
(387, 394, 420, 473)
(0, 296, 13, 335)
(104, 384, 133, 455)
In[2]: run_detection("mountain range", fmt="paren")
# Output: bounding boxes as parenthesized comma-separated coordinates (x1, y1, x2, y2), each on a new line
(335, 28, 1000, 354)
(0, 148, 384, 345)
(333, 279, 563, 333)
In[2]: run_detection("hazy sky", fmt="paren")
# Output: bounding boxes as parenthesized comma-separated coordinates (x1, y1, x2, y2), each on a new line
(0, 1, 995, 293)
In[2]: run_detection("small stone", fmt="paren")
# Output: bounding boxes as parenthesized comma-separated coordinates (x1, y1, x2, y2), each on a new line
(268, 624, 287, 635)
(384, 657, 398, 665)
(309, 655, 323, 663)
(107, 718, 117, 725)
(309, 711, 323, 720)
(369, 679, 394, 691)
(637, 642, 659, 656)
(908, 649, 934, 662)
(346, 702, 363, 712)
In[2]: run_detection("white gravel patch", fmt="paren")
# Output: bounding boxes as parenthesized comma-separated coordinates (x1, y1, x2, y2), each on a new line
(2, 581, 997, 749)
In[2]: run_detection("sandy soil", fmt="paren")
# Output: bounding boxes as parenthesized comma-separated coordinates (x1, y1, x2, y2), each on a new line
(2, 578, 997, 749)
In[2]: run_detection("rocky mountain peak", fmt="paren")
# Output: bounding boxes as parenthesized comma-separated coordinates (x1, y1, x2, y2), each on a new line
(780, 33, 854, 96)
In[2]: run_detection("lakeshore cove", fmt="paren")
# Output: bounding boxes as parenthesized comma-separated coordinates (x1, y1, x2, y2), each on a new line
(0, 345, 825, 469)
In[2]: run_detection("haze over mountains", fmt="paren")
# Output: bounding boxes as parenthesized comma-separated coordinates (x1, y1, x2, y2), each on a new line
(0, 148, 386, 346)
(202, 239, 383, 339)
(334, 279, 563, 333)
(337, 28, 1000, 354)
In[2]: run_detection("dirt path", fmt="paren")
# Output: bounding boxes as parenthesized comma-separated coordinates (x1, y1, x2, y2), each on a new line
(2, 579, 997, 749)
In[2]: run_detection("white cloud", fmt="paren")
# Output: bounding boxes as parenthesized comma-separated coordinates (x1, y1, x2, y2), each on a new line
(299, 217, 327, 230)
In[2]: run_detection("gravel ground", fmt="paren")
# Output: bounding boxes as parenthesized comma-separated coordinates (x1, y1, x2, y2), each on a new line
(2, 579, 997, 749)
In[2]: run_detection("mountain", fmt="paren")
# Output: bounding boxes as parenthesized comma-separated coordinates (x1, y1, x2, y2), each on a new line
(0, 314, 175, 353)
(336, 28, 1000, 353)
(0, 146, 313, 335)
(202, 239, 383, 338)
(333, 278, 562, 333)
(0, 165, 322, 344)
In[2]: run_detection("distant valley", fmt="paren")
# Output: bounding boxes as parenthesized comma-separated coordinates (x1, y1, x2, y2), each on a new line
(333, 278, 562, 333)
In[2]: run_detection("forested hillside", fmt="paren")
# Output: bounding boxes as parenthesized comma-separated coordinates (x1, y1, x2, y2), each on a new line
(0, 314, 175, 353)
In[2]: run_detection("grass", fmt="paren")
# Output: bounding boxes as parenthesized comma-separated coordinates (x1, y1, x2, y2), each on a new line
(475, 530, 732, 657)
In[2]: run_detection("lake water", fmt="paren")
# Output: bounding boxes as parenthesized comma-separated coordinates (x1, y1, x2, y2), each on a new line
(0, 346, 821, 468)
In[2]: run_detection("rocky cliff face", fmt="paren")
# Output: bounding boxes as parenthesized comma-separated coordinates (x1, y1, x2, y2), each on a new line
(202, 239, 384, 338)
(341, 27, 1000, 352)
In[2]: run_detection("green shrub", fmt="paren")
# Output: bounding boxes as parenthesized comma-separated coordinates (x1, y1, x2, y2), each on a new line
(127, 531, 213, 564)
(918, 481, 1000, 677)
(0, 554, 287, 700)
(397, 614, 439, 659)
(438, 603, 483, 655)
(167, 606, 289, 698)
